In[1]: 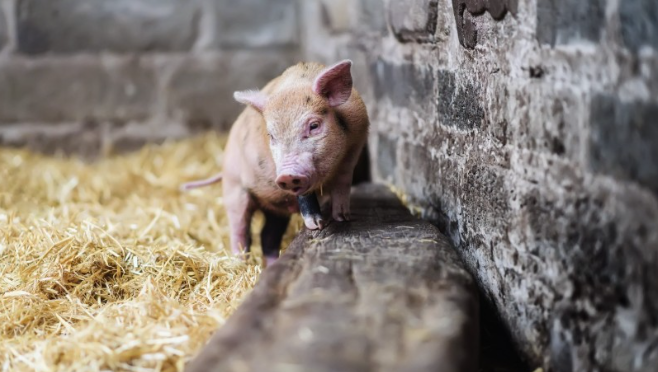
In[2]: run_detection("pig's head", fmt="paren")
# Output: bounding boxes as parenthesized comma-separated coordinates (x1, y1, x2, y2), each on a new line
(233, 60, 354, 196)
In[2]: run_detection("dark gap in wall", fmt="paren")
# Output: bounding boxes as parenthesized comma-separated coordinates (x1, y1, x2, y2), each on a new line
(352, 142, 371, 185)
(478, 289, 530, 372)
(423, 201, 529, 371)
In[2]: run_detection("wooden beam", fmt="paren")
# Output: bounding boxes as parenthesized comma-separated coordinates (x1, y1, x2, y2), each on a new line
(186, 184, 479, 372)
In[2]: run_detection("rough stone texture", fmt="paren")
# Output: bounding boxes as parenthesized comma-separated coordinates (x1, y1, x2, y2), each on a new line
(186, 184, 479, 372)
(300, 1, 658, 371)
(389, 0, 438, 43)
(437, 70, 483, 130)
(213, 0, 298, 48)
(452, 0, 515, 48)
(0, 57, 157, 123)
(359, 0, 388, 35)
(371, 59, 435, 113)
(165, 51, 298, 132)
(589, 94, 658, 195)
(536, 0, 606, 46)
(16, 0, 201, 54)
(619, 0, 658, 53)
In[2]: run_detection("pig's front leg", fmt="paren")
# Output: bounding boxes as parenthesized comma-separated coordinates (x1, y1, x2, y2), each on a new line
(330, 172, 352, 222)
(298, 193, 325, 230)
(223, 180, 255, 257)
(330, 146, 364, 222)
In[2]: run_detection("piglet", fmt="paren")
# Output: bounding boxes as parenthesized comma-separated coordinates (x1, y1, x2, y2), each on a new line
(181, 60, 369, 265)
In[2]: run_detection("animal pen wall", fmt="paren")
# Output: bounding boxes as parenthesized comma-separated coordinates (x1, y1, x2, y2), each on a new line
(0, 0, 301, 155)
(1, 1, 657, 372)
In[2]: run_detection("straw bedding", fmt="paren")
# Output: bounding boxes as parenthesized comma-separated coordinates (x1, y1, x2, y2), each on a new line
(0, 133, 301, 372)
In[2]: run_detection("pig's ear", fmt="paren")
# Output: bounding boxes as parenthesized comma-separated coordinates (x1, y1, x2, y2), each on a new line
(234, 90, 267, 112)
(313, 60, 353, 107)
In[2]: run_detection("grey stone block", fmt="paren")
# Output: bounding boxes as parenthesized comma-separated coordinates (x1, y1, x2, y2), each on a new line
(0, 121, 106, 158)
(108, 123, 184, 155)
(437, 70, 483, 130)
(213, 0, 298, 48)
(320, 0, 352, 34)
(0, 7, 7, 50)
(389, 0, 438, 43)
(620, 0, 658, 53)
(589, 94, 658, 195)
(398, 142, 439, 199)
(0, 57, 157, 122)
(16, 0, 200, 54)
(359, 0, 388, 34)
(371, 59, 435, 111)
(462, 161, 510, 229)
(507, 84, 582, 158)
(0, 121, 182, 158)
(166, 51, 297, 132)
(536, 0, 606, 46)
(376, 133, 397, 181)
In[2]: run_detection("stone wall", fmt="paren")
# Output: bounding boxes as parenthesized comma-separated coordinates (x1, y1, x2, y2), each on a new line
(300, 1, 658, 371)
(0, 0, 300, 157)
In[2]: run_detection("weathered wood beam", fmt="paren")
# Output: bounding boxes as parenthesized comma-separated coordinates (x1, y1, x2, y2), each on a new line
(186, 184, 479, 372)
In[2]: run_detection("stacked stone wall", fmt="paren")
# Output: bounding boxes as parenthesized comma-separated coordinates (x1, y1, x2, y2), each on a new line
(0, 0, 300, 157)
(301, 1, 658, 371)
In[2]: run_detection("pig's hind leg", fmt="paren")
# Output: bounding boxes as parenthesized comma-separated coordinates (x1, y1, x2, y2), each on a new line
(260, 211, 290, 266)
(224, 181, 256, 257)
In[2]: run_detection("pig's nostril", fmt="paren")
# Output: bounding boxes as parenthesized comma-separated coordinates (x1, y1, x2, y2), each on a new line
(278, 182, 287, 189)
(292, 179, 300, 185)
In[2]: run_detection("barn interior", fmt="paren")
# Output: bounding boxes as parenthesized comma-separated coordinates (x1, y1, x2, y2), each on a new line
(1, 1, 656, 372)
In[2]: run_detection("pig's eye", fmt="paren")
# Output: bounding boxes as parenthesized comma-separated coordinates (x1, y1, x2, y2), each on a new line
(267, 133, 276, 143)
(309, 121, 321, 134)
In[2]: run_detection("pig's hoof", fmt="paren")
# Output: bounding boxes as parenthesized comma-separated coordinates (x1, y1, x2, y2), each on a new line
(303, 215, 325, 230)
(231, 247, 248, 261)
(264, 256, 278, 267)
(333, 210, 351, 222)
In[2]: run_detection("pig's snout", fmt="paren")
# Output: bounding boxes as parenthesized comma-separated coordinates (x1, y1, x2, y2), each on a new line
(276, 152, 315, 195)
(276, 174, 310, 194)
